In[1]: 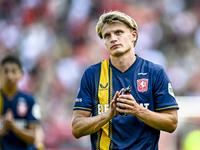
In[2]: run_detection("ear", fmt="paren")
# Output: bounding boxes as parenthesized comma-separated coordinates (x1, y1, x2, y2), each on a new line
(131, 30, 137, 43)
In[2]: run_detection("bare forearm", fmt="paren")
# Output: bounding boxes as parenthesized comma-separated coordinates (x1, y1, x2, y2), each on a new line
(72, 112, 111, 139)
(135, 107, 178, 133)
(0, 130, 7, 138)
(11, 126, 35, 145)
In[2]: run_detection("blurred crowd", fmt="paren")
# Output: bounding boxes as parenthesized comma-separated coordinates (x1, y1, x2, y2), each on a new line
(0, 0, 200, 149)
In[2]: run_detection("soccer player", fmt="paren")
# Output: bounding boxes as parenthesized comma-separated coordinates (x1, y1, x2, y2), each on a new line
(71, 11, 179, 150)
(0, 55, 41, 150)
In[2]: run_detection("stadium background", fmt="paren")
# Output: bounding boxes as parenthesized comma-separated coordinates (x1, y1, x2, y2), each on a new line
(0, 0, 200, 149)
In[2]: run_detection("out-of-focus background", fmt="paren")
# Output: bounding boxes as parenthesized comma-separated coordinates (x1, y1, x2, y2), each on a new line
(0, 0, 200, 149)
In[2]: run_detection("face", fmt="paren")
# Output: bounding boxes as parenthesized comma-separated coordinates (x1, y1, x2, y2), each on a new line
(0, 63, 23, 87)
(102, 22, 137, 57)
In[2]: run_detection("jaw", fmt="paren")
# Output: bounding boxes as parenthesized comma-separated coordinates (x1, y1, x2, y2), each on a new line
(2, 79, 17, 87)
(109, 47, 131, 57)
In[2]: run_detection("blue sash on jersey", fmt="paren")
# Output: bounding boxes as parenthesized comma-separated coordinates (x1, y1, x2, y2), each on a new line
(96, 59, 113, 150)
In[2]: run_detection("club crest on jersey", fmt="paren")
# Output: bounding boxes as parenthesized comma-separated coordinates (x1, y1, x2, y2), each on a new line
(17, 98, 28, 117)
(137, 78, 148, 92)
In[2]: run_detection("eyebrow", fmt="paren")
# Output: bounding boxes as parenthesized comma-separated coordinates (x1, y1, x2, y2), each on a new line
(103, 28, 124, 37)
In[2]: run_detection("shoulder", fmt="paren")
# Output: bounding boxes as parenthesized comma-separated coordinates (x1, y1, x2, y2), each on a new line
(85, 61, 102, 73)
(138, 56, 165, 73)
(18, 91, 35, 103)
(82, 61, 102, 78)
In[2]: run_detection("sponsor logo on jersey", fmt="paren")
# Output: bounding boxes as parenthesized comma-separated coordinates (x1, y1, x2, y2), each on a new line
(100, 83, 108, 91)
(140, 103, 149, 109)
(138, 72, 147, 75)
(76, 98, 82, 102)
(168, 83, 175, 98)
(14, 119, 28, 129)
(97, 103, 150, 115)
(17, 98, 28, 117)
(98, 104, 109, 114)
(0, 118, 28, 130)
(137, 79, 148, 92)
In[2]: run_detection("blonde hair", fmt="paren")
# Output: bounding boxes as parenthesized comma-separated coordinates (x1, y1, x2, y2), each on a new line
(96, 11, 138, 47)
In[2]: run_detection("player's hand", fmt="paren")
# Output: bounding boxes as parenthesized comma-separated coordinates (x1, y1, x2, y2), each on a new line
(108, 89, 123, 118)
(0, 117, 8, 136)
(116, 94, 140, 116)
(4, 109, 14, 130)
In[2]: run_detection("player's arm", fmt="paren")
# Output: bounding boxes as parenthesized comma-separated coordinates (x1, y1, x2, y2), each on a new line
(137, 108, 177, 133)
(0, 127, 7, 138)
(116, 94, 178, 133)
(4, 109, 36, 145)
(10, 123, 36, 145)
(135, 105, 177, 133)
(0, 117, 8, 138)
(71, 91, 120, 139)
(71, 110, 110, 139)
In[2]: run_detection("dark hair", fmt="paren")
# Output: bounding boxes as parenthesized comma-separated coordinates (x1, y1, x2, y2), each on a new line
(1, 55, 22, 69)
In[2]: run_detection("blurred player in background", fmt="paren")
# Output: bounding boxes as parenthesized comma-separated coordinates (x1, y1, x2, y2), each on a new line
(0, 55, 42, 150)
(28, 126, 45, 150)
(71, 11, 179, 150)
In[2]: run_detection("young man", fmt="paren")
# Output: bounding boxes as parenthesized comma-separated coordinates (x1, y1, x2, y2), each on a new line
(0, 55, 41, 150)
(71, 11, 179, 150)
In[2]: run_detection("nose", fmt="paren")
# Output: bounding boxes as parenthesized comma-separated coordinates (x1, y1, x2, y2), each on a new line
(110, 34, 117, 43)
(6, 71, 14, 80)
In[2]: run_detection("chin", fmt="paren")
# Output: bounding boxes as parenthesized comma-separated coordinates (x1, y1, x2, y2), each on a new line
(111, 51, 125, 57)
(114, 49, 131, 57)
(6, 82, 15, 86)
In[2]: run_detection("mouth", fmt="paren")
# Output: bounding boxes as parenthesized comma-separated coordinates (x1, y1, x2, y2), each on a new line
(111, 44, 121, 49)
(6, 79, 14, 84)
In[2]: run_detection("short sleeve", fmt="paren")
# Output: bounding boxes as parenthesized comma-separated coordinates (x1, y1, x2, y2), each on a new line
(73, 67, 94, 112)
(153, 67, 179, 111)
(27, 96, 41, 123)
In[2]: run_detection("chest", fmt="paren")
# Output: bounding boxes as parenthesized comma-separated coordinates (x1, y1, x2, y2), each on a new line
(3, 97, 29, 118)
(95, 71, 155, 115)
(112, 72, 153, 100)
